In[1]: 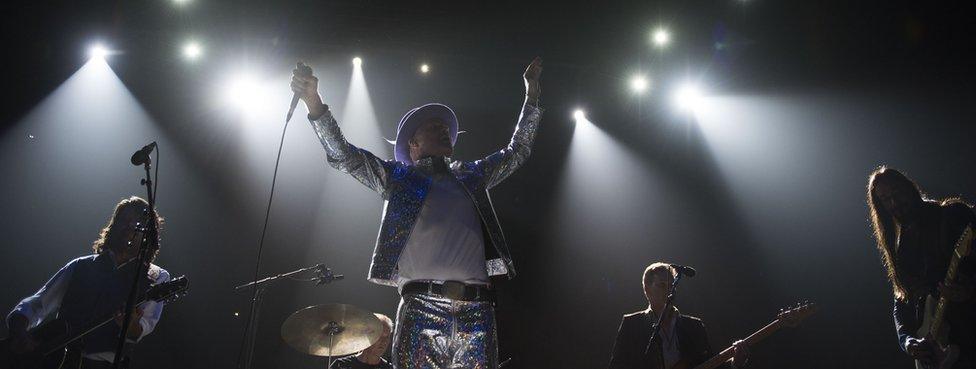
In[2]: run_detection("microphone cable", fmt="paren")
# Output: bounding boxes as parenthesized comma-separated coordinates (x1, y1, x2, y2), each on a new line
(236, 116, 292, 369)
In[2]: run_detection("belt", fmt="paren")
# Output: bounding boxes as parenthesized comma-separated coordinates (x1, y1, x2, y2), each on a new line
(401, 280, 494, 302)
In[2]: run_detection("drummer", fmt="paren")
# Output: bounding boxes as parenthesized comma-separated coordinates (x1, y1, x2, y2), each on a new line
(331, 314, 394, 369)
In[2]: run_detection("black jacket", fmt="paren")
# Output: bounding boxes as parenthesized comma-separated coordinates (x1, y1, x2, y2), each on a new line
(608, 309, 730, 369)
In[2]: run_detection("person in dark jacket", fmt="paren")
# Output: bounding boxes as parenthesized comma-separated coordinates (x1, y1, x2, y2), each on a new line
(609, 263, 748, 369)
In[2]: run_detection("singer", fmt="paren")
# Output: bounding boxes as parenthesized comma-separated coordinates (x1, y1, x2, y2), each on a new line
(4, 197, 170, 369)
(290, 57, 543, 369)
(608, 262, 749, 369)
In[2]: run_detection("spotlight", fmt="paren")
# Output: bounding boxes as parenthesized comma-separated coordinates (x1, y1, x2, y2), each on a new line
(673, 83, 704, 112)
(352, 57, 362, 67)
(182, 41, 202, 60)
(573, 109, 586, 121)
(225, 74, 264, 111)
(652, 28, 670, 47)
(630, 75, 649, 93)
(89, 44, 109, 59)
(172, 0, 191, 5)
(420, 64, 430, 74)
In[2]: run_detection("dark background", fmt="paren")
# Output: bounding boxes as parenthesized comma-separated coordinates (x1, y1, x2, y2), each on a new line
(2, 1, 975, 368)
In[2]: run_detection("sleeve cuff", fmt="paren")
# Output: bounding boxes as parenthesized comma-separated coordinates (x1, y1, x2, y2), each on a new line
(137, 317, 152, 340)
(307, 104, 332, 122)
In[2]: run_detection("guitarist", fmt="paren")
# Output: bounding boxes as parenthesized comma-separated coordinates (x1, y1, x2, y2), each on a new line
(868, 166, 976, 368)
(4, 196, 170, 369)
(608, 263, 749, 369)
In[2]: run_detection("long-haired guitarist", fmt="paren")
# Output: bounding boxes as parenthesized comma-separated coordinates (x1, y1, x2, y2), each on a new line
(868, 166, 976, 368)
(608, 262, 749, 369)
(4, 196, 170, 369)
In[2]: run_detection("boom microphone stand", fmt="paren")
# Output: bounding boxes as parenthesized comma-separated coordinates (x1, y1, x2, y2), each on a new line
(112, 142, 160, 368)
(644, 273, 683, 356)
(235, 264, 343, 369)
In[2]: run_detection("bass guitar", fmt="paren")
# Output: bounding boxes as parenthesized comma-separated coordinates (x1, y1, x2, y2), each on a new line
(675, 301, 817, 369)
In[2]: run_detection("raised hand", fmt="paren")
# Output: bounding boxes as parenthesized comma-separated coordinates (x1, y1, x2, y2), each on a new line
(523, 57, 543, 103)
(290, 62, 326, 119)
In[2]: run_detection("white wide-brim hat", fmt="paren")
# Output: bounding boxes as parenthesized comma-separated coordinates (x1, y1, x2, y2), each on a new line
(392, 103, 459, 165)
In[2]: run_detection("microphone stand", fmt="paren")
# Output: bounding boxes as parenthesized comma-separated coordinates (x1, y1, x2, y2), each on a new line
(112, 149, 159, 368)
(644, 273, 683, 356)
(235, 264, 342, 369)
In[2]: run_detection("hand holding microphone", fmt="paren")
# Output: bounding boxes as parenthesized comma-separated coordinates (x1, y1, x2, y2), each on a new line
(288, 62, 325, 121)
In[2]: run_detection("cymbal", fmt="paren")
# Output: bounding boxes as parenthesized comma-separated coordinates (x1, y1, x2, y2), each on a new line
(280, 303, 383, 357)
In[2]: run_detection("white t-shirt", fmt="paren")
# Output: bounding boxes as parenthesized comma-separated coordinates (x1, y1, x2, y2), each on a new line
(396, 174, 489, 288)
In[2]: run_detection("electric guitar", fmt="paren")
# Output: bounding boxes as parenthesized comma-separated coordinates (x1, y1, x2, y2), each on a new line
(0, 276, 188, 369)
(674, 301, 817, 369)
(915, 225, 973, 369)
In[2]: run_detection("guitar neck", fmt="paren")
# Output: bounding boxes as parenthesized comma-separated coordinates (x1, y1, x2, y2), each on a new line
(931, 249, 966, 342)
(693, 319, 783, 369)
(930, 226, 973, 343)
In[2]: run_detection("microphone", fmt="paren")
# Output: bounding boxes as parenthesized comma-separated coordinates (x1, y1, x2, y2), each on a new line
(286, 62, 313, 123)
(130, 142, 157, 166)
(314, 264, 344, 285)
(671, 264, 697, 278)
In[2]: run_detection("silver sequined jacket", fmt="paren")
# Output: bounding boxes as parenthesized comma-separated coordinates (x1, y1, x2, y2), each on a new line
(309, 102, 543, 286)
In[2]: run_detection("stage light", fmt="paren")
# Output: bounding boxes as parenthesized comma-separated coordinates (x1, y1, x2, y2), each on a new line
(573, 109, 586, 121)
(182, 41, 202, 60)
(674, 83, 704, 112)
(652, 28, 670, 47)
(225, 73, 265, 111)
(630, 75, 649, 93)
(89, 44, 109, 59)
(172, 0, 190, 5)
(420, 64, 430, 74)
(352, 57, 362, 67)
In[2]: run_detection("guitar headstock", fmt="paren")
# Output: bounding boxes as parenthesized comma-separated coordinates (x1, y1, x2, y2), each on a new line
(954, 225, 973, 258)
(777, 301, 817, 328)
(147, 275, 189, 304)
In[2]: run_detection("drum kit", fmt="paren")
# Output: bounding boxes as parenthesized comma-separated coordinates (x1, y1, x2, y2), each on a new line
(280, 303, 385, 368)
(234, 264, 385, 368)
(234, 264, 389, 368)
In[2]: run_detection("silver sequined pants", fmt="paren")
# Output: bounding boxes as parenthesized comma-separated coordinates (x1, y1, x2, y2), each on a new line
(392, 294, 497, 369)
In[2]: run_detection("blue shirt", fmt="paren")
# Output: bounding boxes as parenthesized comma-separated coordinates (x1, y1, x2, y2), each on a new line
(8, 252, 169, 362)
